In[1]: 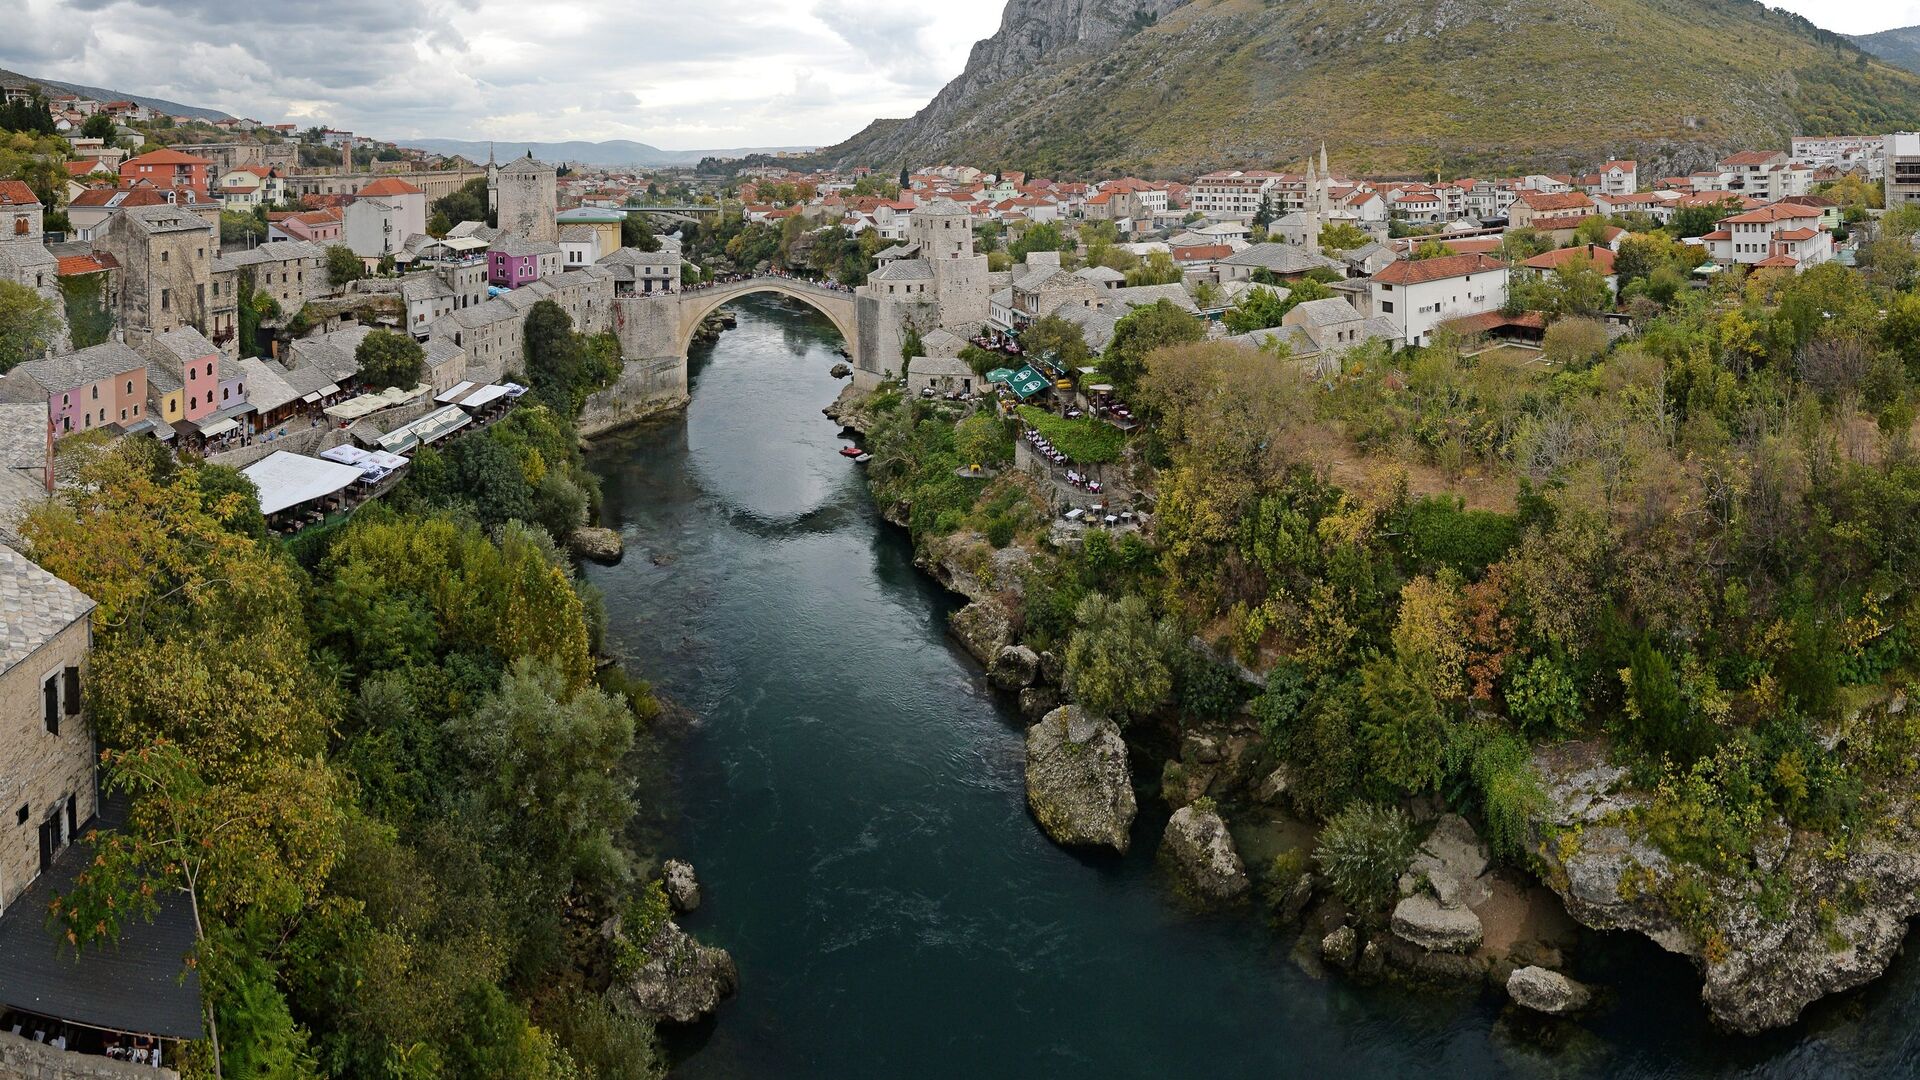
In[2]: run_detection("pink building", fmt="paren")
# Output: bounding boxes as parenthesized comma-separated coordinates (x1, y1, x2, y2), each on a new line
(2, 341, 150, 436)
(143, 327, 224, 425)
(487, 237, 560, 289)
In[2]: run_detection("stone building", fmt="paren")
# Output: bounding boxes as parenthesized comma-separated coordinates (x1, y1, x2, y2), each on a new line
(852, 198, 988, 387)
(429, 265, 612, 383)
(93, 204, 218, 350)
(0, 543, 97, 918)
(493, 156, 558, 244)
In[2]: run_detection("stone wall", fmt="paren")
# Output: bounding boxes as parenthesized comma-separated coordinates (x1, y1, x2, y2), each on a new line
(0, 617, 94, 914)
(855, 293, 941, 385)
(0, 1030, 176, 1079)
(577, 356, 689, 438)
(611, 295, 679, 363)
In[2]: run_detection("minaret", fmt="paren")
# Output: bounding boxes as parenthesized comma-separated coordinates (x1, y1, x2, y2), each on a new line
(1303, 159, 1321, 248)
(486, 142, 499, 214)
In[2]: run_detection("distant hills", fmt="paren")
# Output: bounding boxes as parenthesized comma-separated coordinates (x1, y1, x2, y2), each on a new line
(0, 67, 233, 123)
(1849, 25, 1920, 75)
(821, 0, 1920, 178)
(404, 139, 816, 168)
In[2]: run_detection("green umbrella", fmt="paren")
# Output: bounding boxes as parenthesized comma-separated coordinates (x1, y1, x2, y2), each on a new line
(986, 368, 1017, 385)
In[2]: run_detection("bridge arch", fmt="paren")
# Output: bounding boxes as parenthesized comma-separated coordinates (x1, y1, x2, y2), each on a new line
(674, 278, 859, 359)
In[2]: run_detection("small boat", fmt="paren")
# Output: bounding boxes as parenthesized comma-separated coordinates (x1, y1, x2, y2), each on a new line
(854, 453, 872, 464)
(839, 446, 864, 458)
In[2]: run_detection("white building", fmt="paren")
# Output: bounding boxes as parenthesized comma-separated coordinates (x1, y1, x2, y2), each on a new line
(1886, 132, 1920, 209)
(1190, 170, 1282, 222)
(1699, 203, 1833, 272)
(1369, 252, 1509, 348)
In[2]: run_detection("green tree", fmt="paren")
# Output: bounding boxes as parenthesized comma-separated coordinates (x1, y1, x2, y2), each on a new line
(1009, 220, 1073, 262)
(1319, 221, 1369, 254)
(355, 328, 426, 390)
(81, 112, 118, 140)
(325, 244, 364, 287)
(58, 272, 113, 350)
(621, 213, 661, 251)
(0, 278, 61, 372)
(1410, 240, 1457, 260)
(430, 175, 493, 229)
(1123, 251, 1183, 287)
(1018, 313, 1090, 368)
(1102, 298, 1205, 389)
(1064, 593, 1180, 724)
(1223, 278, 1330, 334)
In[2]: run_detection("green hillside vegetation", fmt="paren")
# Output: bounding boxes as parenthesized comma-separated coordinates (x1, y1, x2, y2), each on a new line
(857, 226, 1920, 959)
(829, 0, 1920, 176)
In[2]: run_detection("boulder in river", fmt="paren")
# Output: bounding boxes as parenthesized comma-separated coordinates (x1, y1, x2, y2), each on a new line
(1158, 804, 1250, 906)
(1024, 705, 1135, 853)
(612, 918, 738, 1025)
(1506, 966, 1592, 1016)
(570, 526, 624, 564)
(829, 362, 852, 378)
(949, 601, 1012, 665)
(1321, 925, 1357, 969)
(990, 644, 1040, 690)
(1391, 894, 1484, 954)
(663, 859, 701, 912)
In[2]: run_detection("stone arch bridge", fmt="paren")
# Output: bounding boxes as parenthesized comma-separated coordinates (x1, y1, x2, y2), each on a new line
(588, 276, 867, 435)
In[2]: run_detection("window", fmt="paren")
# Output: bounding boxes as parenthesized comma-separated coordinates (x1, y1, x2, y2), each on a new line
(15, 805, 25, 826)
(1380, 301, 1394, 314)
(161, 250, 169, 263)
(43, 673, 59, 734)
(125, 379, 133, 394)
(162, 287, 171, 311)
(90, 385, 98, 400)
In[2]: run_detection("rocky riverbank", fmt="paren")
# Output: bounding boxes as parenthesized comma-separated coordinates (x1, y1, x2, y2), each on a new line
(838, 382, 1916, 1036)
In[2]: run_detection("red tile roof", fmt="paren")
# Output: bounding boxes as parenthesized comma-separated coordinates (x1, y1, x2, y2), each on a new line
(1372, 252, 1507, 285)
(0, 180, 39, 207)
(356, 177, 425, 198)
(1752, 254, 1800, 269)
(1517, 191, 1595, 212)
(1772, 228, 1819, 242)
(1720, 203, 1817, 225)
(121, 148, 213, 167)
(1524, 244, 1617, 274)
(1172, 244, 1234, 261)
(1443, 310, 1548, 335)
(55, 253, 118, 277)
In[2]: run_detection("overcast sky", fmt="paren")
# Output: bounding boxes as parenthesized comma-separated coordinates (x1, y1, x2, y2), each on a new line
(1, 0, 1917, 151)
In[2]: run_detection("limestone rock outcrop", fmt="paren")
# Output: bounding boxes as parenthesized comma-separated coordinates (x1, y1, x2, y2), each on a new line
(1157, 804, 1250, 906)
(663, 859, 701, 912)
(1506, 966, 1592, 1016)
(1024, 705, 1135, 853)
(612, 919, 737, 1025)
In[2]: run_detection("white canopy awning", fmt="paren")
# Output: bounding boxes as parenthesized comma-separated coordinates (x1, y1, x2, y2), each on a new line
(241, 451, 364, 515)
(198, 417, 240, 438)
(435, 380, 476, 403)
(459, 384, 511, 409)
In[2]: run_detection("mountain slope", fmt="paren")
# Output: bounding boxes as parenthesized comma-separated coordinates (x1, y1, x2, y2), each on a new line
(0, 68, 233, 122)
(405, 138, 816, 168)
(823, 0, 1920, 176)
(1849, 25, 1920, 75)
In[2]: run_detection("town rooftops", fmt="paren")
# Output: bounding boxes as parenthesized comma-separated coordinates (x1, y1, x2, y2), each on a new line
(868, 259, 934, 281)
(0, 543, 94, 674)
(500, 157, 551, 174)
(0, 180, 39, 207)
(912, 198, 971, 217)
(9, 341, 145, 394)
(493, 236, 560, 258)
(1371, 252, 1506, 285)
(54, 252, 117, 277)
(1287, 297, 1368, 328)
(1722, 150, 1785, 167)
(355, 177, 425, 198)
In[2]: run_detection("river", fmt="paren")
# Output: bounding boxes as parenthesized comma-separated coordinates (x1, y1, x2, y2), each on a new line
(582, 295, 1920, 1079)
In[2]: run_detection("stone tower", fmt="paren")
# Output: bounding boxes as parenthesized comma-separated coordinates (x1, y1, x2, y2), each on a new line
(907, 199, 988, 329)
(486, 142, 499, 214)
(496, 155, 557, 243)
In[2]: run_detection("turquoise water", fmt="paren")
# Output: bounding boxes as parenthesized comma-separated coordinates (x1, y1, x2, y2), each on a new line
(583, 295, 1920, 1079)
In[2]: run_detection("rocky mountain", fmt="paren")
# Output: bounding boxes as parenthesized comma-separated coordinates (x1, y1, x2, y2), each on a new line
(1849, 25, 1920, 75)
(822, 0, 1920, 177)
(405, 138, 815, 168)
(0, 68, 233, 123)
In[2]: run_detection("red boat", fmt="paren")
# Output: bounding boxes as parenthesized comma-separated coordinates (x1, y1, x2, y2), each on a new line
(839, 446, 864, 458)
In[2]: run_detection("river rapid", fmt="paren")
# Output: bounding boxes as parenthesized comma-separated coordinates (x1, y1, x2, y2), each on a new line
(582, 294, 1920, 1079)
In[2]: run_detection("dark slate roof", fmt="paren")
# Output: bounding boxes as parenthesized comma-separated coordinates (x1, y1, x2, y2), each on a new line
(0, 543, 94, 677)
(0, 798, 203, 1039)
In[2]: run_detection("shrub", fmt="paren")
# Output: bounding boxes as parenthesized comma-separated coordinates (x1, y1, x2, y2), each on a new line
(1358, 652, 1448, 794)
(1400, 496, 1519, 577)
(1505, 654, 1581, 735)
(1064, 592, 1180, 723)
(1016, 405, 1125, 464)
(1542, 317, 1611, 367)
(1314, 803, 1418, 915)
(985, 516, 1016, 548)
(1444, 721, 1547, 861)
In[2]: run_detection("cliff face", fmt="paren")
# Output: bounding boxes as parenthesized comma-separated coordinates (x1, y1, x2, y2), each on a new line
(824, 0, 1920, 177)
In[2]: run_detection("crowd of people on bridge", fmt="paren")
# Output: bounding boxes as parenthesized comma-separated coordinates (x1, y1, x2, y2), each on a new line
(681, 269, 854, 295)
